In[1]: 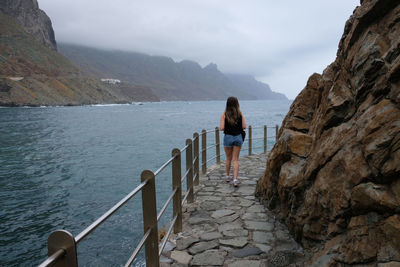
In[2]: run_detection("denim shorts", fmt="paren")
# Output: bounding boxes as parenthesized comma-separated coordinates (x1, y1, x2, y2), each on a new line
(223, 134, 243, 147)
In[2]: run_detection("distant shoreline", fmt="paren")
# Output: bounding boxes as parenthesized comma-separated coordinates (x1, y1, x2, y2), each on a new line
(0, 99, 292, 108)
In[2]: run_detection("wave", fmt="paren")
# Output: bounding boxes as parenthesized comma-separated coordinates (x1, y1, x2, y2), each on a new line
(89, 103, 132, 107)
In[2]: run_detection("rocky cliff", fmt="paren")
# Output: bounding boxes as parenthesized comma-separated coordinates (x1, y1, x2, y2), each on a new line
(255, 0, 400, 265)
(0, 0, 57, 50)
(58, 43, 288, 101)
(0, 12, 159, 106)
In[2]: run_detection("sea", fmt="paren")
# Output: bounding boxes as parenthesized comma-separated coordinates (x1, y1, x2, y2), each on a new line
(0, 100, 291, 266)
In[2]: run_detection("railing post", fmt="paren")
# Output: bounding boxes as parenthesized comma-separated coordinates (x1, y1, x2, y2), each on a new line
(264, 125, 267, 153)
(185, 139, 194, 203)
(201, 129, 206, 173)
(141, 170, 159, 267)
(275, 124, 279, 142)
(193, 132, 200, 186)
(248, 125, 252, 156)
(215, 127, 220, 164)
(172, 148, 182, 233)
(46, 230, 77, 267)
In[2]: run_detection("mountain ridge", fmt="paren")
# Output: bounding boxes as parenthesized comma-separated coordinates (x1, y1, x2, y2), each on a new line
(0, 12, 159, 106)
(58, 43, 288, 101)
(0, 0, 287, 106)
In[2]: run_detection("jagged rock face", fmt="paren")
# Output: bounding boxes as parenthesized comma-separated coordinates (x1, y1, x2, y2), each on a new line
(0, 0, 57, 50)
(256, 0, 400, 265)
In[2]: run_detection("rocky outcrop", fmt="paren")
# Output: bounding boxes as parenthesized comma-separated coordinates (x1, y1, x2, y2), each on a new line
(255, 0, 400, 265)
(0, 0, 57, 50)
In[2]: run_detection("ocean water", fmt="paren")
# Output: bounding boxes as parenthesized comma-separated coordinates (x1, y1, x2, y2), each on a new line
(0, 100, 291, 266)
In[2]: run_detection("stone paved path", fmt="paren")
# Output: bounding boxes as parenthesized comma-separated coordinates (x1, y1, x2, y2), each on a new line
(161, 154, 306, 267)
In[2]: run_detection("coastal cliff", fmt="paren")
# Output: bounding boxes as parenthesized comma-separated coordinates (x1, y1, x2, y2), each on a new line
(0, 1, 159, 106)
(255, 0, 400, 265)
(0, 0, 285, 105)
(0, 0, 57, 50)
(58, 43, 287, 101)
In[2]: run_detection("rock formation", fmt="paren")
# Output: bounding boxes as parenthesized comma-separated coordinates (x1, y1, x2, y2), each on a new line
(255, 0, 400, 265)
(0, 0, 57, 50)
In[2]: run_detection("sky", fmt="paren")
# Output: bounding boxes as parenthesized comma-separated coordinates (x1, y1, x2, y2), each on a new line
(39, 0, 359, 100)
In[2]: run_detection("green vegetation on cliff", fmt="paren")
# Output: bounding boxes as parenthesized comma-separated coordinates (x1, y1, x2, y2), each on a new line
(59, 43, 287, 101)
(0, 13, 158, 106)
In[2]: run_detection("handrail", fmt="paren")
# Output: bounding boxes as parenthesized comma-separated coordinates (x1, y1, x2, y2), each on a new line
(181, 188, 192, 205)
(154, 155, 176, 176)
(250, 136, 265, 140)
(253, 145, 268, 150)
(181, 167, 191, 183)
(200, 144, 218, 153)
(158, 215, 178, 256)
(124, 229, 151, 267)
(39, 124, 277, 267)
(38, 249, 65, 267)
(244, 135, 276, 141)
(180, 144, 189, 153)
(252, 125, 275, 129)
(206, 144, 217, 150)
(206, 155, 218, 164)
(157, 188, 177, 221)
(75, 179, 148, 243)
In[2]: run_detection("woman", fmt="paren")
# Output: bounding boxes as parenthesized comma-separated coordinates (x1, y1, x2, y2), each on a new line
(219, 96, 246, 187)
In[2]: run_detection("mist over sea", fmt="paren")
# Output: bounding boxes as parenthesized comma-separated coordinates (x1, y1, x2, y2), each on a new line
(0, 100, 291, 266)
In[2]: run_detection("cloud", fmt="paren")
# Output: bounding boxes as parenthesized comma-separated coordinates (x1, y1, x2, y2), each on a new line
(39, 0, 359, 99)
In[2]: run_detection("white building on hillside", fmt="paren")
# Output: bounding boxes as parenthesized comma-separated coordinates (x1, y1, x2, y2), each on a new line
(101, 78, 121, 84)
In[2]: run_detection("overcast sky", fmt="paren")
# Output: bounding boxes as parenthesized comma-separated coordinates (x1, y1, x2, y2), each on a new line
(39, 0, 359, 99)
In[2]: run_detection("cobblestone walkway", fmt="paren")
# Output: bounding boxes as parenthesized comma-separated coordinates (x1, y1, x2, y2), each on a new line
(161, 154, 306, 267)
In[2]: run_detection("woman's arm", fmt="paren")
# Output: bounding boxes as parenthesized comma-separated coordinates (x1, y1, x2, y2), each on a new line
(220, 113, 225, 131)
(242, 113, 247, 129)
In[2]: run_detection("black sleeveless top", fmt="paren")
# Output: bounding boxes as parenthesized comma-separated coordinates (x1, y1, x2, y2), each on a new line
(224, 114, 242, 135)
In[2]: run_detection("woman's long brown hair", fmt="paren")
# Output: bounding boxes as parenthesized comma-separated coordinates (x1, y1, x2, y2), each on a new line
(225, 96, 241, 125)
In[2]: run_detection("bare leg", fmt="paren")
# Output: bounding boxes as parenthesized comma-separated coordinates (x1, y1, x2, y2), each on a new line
(224, 146, 233, 177)
(232, 146, 241, 180)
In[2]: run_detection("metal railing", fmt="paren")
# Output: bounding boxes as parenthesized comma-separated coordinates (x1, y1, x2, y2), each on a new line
(200, 124, 279, 172)
(38, 124, 279, 267)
